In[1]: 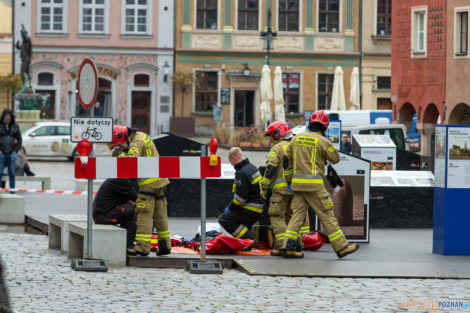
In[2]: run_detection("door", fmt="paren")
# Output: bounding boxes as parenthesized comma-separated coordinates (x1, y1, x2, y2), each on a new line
(234, 90, 254, 127)
(131, 91, 151, 134)
(377, 98, 392, 110)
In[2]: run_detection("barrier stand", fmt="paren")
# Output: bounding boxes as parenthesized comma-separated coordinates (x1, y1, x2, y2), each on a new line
(186, 138, 223, 274)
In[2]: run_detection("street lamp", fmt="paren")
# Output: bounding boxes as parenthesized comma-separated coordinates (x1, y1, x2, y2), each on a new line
(163, 61, 170, 82)
(260, 8, 277, 66)
(242, 63, 250, 76)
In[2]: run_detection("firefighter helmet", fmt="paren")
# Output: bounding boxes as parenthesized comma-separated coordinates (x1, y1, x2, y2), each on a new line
(302, 231, 327, 251)
(309, 110, 329, 128)
(265, 121, 292, 141)
(108, 125, 128, 150)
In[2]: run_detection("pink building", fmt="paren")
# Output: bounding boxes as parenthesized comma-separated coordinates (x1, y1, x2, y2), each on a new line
(14, 0, 174, 135)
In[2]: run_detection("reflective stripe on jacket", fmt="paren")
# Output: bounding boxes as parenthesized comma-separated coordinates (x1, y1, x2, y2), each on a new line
(230, 158, 264, 214)
(263, 140, 291, 195)
(124, 132, 170, 189)
(285, 130, 340, 191)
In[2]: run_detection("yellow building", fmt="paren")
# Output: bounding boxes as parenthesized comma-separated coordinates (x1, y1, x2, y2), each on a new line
(174, 0, 360, 135)
(0, 0, 13, 110)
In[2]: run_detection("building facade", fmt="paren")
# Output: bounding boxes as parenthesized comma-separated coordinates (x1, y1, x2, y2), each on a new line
(361, 0, 392, 111)
(446, 0, 470, 126)
(0, 0, 13, 111)
(175, 0, 360, 135)
(14, 0, 174, 135)
(391, 0, 446, 155)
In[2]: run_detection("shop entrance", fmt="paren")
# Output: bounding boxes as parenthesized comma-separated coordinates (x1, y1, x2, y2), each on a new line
(131, 91, 151, 134)
(234, 90, 254, 127)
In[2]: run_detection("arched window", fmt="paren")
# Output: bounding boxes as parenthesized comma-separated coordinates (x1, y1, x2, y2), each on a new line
(134, 74, 150, 87)
(38, 72, 54, 86)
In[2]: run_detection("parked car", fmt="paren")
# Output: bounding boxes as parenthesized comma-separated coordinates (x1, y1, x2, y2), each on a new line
(22, 122, 77, 159)
(21, 122, 114, 160)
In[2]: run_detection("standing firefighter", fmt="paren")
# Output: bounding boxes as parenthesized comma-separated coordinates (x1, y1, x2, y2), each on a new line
(282, 111, 359, 258)
(218, 147, 265, 240)
(108, 126, 171, 257)
(261, 121, 310, 256)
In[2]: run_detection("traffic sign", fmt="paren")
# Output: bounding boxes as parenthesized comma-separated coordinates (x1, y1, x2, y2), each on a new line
(78, 58, 98, 110)
(71, 117, 113, 143)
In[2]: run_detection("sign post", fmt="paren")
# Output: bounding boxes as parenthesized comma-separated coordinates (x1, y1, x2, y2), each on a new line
(71, 58, 109, 272)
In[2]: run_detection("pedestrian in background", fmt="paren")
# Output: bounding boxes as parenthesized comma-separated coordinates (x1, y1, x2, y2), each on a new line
(341, 134, 352, 154)
(0, 110, 22, 194)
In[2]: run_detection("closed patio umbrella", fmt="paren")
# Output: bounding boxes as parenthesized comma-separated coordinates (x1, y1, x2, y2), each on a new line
(330, 66, 346, 111)
(349, 67, 360, 110)
(260, 65, 273, 125)
(273, 66, 285, 122)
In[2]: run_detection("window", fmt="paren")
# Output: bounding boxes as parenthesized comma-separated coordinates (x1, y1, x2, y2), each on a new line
(134, 74, 149, 87)
(282, 73, 300, 113)
(278, 0, 299, 32)
(456, 11, 468, 55)
(412, 9, 426, 54)
(81, 0, 106, 33)
(317, 74, 334, 110)
(319, 0, 339, 32)
(33, 126, 56, 136)
(197, 0, 217, 29)
(39, 0, 65, 32)
(377, 0, 391, 36)
(238, 0, 258, 30)
(38, 73, 54, 86)
(377, 76, 391, 90)
(195, 72, 218, 112)
(123, 0, 150, 34)
(57, 126, 71, 136)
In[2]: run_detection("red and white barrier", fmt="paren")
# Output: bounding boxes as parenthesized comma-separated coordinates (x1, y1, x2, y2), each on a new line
(0, 188, 96, 195)
(75, 156, 221, 179)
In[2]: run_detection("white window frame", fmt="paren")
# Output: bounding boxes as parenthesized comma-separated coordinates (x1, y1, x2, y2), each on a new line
(316, 0, 342, 33)
(193, 0, 220, 31)
(282, 70, 303, 114)
(411, 6, 427, 58)
(192, 68, 221, 113)
(121, 0, 153, 35)
(277, 0, 302, 33)
(32, 71, 61, 119)
(235, 0, 262, 32)
(37, 0, 68, 34)
(78, 0, 110, 34)
(454, 7, 470, 58)
(315, 71, 335, 110)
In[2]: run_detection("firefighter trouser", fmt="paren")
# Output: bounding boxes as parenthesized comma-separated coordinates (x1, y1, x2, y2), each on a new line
(135, 187, 170, 254)
(283, 188, 348, 252)
(218, 207, 261, 240)
(93, 203, 137, 249)
(269, 193, 310, 249)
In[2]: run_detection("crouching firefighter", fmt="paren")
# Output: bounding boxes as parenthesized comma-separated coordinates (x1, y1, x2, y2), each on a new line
(218, 147, 265, 240)
(108, 126, 171, 257)
(261, 121, 310, 257)
(282, 110, 359, 258)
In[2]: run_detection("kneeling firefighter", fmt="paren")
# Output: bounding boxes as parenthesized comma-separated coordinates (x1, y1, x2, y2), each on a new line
(282, 111, 359, 258)
(218, 147, 265, 241)
(108, 126, 171, 257)
(261, 121, 309, 256)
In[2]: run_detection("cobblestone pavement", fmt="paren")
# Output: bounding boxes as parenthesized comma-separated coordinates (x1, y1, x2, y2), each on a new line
(2, 233, 470, 313)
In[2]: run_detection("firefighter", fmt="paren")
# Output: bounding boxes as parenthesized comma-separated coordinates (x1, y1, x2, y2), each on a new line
(218, 147, 265, 240)
(282, 111, 359, 258)
(261, 121, 310, 256)
(93, 148, 139, 256)
(108, 126, 171, 257)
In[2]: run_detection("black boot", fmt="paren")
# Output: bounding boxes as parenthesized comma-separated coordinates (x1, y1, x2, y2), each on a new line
(283, 239, 304, 258)
(156, 240, 171, 256)
(24, 164, 35, 176)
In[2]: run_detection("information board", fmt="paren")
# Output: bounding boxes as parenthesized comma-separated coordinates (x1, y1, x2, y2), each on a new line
(447, 126, 470, 188)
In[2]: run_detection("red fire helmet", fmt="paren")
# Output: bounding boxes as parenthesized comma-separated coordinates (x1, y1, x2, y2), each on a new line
(302, 232, 327, 251)
(264, 121, 292, 140)
(108, 125, 128, 150)
(309, 110, 329, 128)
